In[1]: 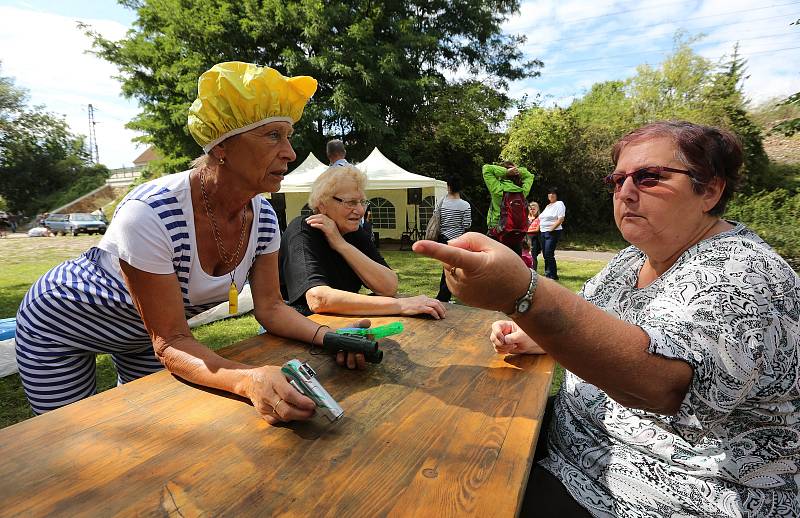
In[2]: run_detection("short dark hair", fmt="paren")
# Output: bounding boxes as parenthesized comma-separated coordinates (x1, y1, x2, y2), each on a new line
(611, 120, 743, 216)
(446, 175, 463, 193)
(326, 139, 346, 158)
(547, 186, 558, 195)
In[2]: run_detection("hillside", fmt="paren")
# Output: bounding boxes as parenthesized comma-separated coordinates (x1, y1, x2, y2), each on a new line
(763, 133, 800, 165)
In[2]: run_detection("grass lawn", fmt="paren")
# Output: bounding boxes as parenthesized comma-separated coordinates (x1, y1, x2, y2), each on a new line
(0, 238, 605, 428)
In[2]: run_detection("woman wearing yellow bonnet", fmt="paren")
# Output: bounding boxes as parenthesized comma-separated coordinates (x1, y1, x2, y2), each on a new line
(15, 62, 366, 425)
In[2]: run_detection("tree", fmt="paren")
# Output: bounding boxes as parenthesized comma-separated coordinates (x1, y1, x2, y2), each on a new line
(84, 0, 540, 167)
(396, 79, 513, 228)
(0, 66, 107, 214)
(503, 106, 613, 228)
(0, 62, 26, 136)
(705, 44, 770, 191)
(501, 39, 776, 232)
(771, 92, 800, 136)
(773, 18, 800, 136)
(626, 37, 715, 124)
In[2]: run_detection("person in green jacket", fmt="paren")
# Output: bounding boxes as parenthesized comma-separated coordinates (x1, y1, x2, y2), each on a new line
(482, 161, 534, 255)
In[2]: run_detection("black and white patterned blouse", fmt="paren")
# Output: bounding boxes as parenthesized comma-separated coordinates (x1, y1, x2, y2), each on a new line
(540, 222, 800, 517)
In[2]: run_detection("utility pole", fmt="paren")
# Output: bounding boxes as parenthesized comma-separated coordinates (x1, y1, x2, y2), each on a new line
(87, 104, 100, 164)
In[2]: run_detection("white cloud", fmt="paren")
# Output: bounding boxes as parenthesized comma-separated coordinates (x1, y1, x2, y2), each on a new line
(0, 6, 144, 168)
(505, 0, 800, 107)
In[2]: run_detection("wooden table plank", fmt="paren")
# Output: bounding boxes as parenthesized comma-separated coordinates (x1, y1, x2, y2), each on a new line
(0, 305, 554, 517)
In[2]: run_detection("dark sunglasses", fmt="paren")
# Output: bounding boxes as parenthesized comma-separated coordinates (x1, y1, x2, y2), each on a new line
(603, 166, 693, 193)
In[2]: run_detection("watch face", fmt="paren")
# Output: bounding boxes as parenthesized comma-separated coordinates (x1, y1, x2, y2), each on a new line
(517, 299, 531, 314)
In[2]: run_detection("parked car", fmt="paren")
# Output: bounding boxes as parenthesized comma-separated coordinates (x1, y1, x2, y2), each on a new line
(45, 213, 107, 236)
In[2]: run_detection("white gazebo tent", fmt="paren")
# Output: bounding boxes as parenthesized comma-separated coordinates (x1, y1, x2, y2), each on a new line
(279, 152, 328, 192)
(358, 148, 446, 239)
(275, 148, 446, 239)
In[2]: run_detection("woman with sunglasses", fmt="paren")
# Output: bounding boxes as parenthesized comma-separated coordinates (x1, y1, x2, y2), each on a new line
(413, 120, 800, 516)
(279, 165, 446, 360)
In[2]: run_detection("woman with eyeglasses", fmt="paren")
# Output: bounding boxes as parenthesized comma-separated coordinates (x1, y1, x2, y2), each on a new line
(279, 165, 446, 359)
(413, 120, 800, 516)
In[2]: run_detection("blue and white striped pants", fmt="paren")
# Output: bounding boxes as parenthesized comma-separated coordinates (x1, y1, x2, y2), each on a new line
(15, 254, 164, 414)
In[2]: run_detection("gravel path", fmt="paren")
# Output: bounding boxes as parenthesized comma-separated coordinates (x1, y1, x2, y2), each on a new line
(556, 249, 618, 262)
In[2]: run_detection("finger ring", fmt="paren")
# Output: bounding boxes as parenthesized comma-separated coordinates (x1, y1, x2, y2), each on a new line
(449, 266, 457, 276)
(273, 398, 284, 412)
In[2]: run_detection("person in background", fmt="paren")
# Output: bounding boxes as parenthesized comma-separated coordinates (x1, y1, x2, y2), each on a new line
(361, 203, 374, 245)
(482, 160, 533, 255)
(538, 187, 565, 280)
(279, 164, 446, 321)
(15, 62, 368, 423)
(91, 206, 107, 223)
(435, 175, 471, 302)
(526, 201, 542, 270)
(520, 237, 533, 268)
(415, 120, 800, 517)
(0, 214, 9, 238)
(326, 139, 349, 167)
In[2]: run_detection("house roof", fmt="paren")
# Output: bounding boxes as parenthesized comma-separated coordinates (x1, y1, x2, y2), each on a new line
(132, 146, 161, 165)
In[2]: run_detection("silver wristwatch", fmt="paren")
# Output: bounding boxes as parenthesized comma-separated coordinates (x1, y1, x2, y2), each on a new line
(508, 268, 538, 316)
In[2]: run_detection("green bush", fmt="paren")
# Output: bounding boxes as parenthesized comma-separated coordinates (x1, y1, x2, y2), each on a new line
(725, 189, 800, 269)
(39, 172, 107, 211)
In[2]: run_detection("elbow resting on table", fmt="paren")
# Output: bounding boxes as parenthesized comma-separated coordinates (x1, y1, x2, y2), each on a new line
(371, 278, 398, 297)
(152, 334, 183, 359)
(611, 384, 688, 416)
(305, 286, 335, 314)
(151, 333, 194, 370)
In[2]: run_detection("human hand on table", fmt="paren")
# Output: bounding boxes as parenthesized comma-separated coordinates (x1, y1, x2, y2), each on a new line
(245, 365, 316, 425)
(490, 320, 545, 355)
(327, 318, 372, 370)
(411, 232, 531, 314)
(397, 295, 447, 320)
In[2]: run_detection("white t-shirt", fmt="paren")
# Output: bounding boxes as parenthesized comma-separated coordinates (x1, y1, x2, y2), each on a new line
(538, 200, 565, 231)
(99, 170, 280, 306)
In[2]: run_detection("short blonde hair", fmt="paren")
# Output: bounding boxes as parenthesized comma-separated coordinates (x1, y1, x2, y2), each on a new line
(308, 164, 368, 212)
(190, 154, 213, 169)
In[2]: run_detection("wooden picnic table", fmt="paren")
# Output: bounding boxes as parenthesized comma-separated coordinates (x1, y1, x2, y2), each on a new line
(0, 304, 555, 517)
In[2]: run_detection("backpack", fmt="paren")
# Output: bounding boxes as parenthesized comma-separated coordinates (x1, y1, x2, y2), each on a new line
(488, 191, 528, 247)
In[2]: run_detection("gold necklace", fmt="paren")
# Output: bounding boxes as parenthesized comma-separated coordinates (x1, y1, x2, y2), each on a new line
(199, 168, 247, 265)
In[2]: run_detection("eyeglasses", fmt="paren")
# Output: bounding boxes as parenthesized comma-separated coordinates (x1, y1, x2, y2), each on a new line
(332, 196, 370, 209)
(603, 166, 694, 193)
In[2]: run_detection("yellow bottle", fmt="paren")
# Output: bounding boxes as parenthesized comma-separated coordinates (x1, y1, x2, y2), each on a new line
(228, 281, 238, 315)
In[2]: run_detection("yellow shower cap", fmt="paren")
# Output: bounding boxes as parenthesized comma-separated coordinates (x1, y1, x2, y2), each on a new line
(187, 62, 317, 153)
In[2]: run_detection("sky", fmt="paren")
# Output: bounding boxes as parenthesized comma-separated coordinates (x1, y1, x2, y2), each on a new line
(1, 0, 798, 168)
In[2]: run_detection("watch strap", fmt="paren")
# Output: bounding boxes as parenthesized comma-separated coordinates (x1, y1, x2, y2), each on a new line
(508, 268, 538, 316)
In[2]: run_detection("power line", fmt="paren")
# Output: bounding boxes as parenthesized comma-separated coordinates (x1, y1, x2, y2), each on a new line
(552, 31, 798, 66)
(566, 0, 701, 24)
(540, 45, 800, 77)
(539, 1, 800, 40)
(539, 12, 798, 51)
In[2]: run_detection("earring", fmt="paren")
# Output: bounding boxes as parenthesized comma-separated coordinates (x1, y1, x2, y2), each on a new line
(218, 157, 225, 165)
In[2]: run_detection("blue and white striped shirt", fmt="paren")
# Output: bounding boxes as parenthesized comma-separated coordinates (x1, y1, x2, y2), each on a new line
(16, 170, 280, 355)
